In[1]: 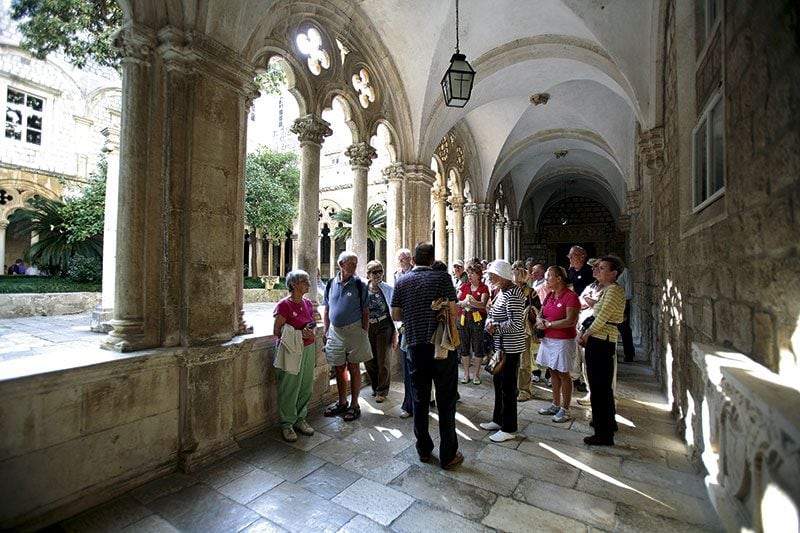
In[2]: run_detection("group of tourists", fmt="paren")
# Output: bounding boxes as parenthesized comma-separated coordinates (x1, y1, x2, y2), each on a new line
(269, 240, 633, 466)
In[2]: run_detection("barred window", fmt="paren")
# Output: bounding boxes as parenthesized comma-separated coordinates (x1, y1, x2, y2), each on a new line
(5, 88, 43, 145)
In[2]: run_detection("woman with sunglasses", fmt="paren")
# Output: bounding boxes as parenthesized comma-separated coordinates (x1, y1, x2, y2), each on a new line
(364, 260, 397, 402)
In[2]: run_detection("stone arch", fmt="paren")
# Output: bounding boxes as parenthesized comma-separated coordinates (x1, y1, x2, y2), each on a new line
(370, 120, 399, 164)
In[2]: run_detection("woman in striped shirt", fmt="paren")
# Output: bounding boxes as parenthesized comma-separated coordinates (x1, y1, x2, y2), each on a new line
(479, 260, 527, 443)
(579, 255, 626, 446)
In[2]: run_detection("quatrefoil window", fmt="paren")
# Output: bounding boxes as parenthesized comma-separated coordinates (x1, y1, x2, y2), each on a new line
(296, 27, 330, 76)
(352, 68, 375, 109)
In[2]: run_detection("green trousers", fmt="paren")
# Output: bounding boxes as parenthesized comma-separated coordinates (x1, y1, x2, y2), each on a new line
(276, 342, 316, 428)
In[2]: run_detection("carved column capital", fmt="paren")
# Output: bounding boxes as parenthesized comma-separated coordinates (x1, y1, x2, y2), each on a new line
(450, 195, 465, 212)
(113, 23, 157, 65)
(464, 202, 479, 216)
(405, 164, 437, 187)
(638, 126, 665, 176)
(345, 142, 378, 169)
(290, 114, 333, 146)
(101, 126, 121, 153)
(382, 162, 405, 182)
(431, 185, 448, 203)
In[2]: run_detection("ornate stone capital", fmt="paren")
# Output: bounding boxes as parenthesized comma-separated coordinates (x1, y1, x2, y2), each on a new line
(291, 114, 333, 146)
(101, 126, 121, 153)
(113, 23, 157, 65)
(450, 195, 465, 211)
(638, 127, 665, 176)
(431, 185, 448, 203)
(405, 164, 437, 187)
(382, 162, 405, 182)
(345, 142, 378, 169)
(464, 202, 479, 216)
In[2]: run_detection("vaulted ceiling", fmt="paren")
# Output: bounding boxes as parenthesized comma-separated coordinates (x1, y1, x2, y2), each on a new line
(120, 0, 663, 224)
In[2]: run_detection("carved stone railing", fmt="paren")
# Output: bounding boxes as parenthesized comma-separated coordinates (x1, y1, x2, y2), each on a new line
(691, 343, 800, 531)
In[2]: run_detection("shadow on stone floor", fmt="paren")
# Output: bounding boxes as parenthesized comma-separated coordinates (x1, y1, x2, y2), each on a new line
(57, 359, 723, 533)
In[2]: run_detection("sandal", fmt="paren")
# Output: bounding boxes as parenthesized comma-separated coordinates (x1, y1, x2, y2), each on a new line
(460, 377, 469, 384)
(324, 402, 348, 417)
(473, 377, 481, 385)
(343, 406, 361, 422)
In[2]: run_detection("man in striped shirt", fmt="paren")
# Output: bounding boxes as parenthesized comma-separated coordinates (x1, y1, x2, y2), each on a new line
(391, 243, 462, 469)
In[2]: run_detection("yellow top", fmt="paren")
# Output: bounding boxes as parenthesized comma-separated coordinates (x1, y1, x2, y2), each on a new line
(588, 283, 625, 343)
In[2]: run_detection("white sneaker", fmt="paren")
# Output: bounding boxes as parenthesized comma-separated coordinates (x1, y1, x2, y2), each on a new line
(552, 407, 572, 423)
(489, 430, 516, 442)
(480, 421, 501, 431)
(577, 395, 591, 406)
(399, 410, 412, 419)
(294, 419, 314, 436)
(281, 427, 298, 442)
(538, 404, 559, 416)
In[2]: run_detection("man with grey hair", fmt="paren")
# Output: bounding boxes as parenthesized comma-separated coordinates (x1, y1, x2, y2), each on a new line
(394, 248, 412, 283)
(322, 251, 371, 422)
(567, 245, 593, 296)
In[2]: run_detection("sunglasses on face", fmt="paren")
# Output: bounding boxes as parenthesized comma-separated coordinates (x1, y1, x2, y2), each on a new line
(369, 270, 383, 275)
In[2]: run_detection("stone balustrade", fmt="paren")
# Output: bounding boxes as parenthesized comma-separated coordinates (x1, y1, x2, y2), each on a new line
(690, 343, 800, 532)
(0, 328, 332, 530)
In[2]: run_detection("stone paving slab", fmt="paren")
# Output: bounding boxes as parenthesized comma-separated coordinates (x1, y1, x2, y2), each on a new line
(53, 351, 723, 532)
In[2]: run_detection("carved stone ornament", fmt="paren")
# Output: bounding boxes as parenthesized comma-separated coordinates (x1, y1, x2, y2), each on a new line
(290, 115, 333, 145)
(382, 162, 405, 182)
(530, 92, 550, 105)
(345, 143, 378, 168)
(638, 127, 665, 176)
(113, 24, 157, 65)
(464, 202, 479, 216)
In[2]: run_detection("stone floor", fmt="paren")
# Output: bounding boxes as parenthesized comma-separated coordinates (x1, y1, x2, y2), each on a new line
(54, 357, 723, 532)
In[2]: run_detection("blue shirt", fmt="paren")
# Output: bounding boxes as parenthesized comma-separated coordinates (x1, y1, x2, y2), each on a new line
(324, 274, 368, 327)
(391, 267, 456, 347)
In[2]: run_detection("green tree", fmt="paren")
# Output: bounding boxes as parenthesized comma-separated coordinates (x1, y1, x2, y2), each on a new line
(10, 158, 106, 273)
(332, 205, 387, 242)
(245, 147, 300, 241)
(11, 0, 122, 69)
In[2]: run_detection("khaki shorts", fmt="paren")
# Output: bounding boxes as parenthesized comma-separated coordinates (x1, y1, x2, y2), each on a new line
(325, 321, 373, 367)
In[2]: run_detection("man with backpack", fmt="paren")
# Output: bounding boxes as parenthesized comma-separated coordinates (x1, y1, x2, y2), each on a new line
(322, 251, 371, 422)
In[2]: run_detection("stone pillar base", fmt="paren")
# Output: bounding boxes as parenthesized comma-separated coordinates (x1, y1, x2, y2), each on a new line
(90, 306, 114, 333)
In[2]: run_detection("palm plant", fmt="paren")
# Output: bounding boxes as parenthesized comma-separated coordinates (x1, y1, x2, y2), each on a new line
(9, 197, 102, 273)
(332, 204, 387, 242)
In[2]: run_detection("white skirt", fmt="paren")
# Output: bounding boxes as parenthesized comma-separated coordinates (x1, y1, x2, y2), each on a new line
(535, 337, 576, 373)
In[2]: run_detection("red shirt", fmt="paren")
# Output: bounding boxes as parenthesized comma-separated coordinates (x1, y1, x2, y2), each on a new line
(457, 282, 489, 318)
(541, 289, 580, 339)
(274, 297, 316, 346)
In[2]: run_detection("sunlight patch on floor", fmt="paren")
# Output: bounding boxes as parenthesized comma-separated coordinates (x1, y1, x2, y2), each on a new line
(539, 442, 675, 510)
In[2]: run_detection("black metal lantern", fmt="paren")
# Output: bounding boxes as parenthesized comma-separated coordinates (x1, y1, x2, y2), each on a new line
(441, 0, 475, 107)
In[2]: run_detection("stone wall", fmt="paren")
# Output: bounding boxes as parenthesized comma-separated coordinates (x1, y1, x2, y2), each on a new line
(0, 292, 101, 318)
(0, 331, 334, 530)
(629, 1, 800, 529)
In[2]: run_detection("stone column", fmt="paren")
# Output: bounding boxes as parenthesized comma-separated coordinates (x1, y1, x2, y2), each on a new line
(253, 229, 263, 277)
(328, 236, 336, 278)
(432, 184, 448, 261)
(463, 202, 477, 260)
(0, 221, 6, 271)
(511, 220, 522, 260)
(267, 239, 274, 276)
(279, 239, 286, 277)
(102, 25, 156, 352)
(290, 114, 332, 301)
(494, 216, 505, 260)
(91, 126, 120, 333)
(345, 142, 377, 277)
(405, 165, 436, 247)
(447, 227, 454, 265)
(291, 232, 298, 271)
(451, 195, 464, 263)
(504, 220, 511, 261)
(383, 163, 405, 256)
(478, 203, 491, 259)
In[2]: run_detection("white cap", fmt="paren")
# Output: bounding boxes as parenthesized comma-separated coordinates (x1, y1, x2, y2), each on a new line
(486, 259, 513, 281)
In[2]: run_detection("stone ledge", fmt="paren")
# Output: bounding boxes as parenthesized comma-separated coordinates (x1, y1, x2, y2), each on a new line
(690, 343, 800, 532)
(0, 292, 101, 318)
